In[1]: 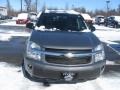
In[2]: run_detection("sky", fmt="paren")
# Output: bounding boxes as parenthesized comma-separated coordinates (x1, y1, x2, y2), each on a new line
(0, 0, 120, 11)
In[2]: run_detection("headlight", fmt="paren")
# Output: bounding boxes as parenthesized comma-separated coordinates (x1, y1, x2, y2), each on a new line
(26, 41, 41, 60)
(94, 44, 105, 62)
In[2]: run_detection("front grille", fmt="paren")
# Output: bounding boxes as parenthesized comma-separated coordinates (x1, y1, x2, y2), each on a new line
(45, 48, 92, 65)
(45, 48, 92, 53)
(45, 55, 91, 65)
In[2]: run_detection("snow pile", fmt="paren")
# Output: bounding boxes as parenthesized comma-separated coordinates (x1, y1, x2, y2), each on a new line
(0, 21, 26, 26)
(94, 30, 120, 42)
(0, 34, 11, 41)
(114, 16, 120, 22)
(0, 62, 42, 90)
(94, 25, 120, 42)
(97, 75, 120, 90)
(94, 25, 119, 31)
(12, 17, 17, 20)
(0, 29, 30, 41)
(0, 62, 120, 90)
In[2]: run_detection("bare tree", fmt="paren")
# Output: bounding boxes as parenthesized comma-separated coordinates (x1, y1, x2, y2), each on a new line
(24, 0, 31, 12)
(31, 2, 36, 12)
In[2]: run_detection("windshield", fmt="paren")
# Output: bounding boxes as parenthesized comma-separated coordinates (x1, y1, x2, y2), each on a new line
(36, 13, 87, 31)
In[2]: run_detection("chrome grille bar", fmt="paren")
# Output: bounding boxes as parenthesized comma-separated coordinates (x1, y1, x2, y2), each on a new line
(39, 50, 101, 58)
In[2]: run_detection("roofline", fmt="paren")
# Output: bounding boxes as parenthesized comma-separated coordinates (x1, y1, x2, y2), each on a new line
(0, 6, 7, 9)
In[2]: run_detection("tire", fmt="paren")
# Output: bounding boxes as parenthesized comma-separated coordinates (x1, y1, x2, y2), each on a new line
(113, 24, 117, 28)
(22, 61, 31, 79)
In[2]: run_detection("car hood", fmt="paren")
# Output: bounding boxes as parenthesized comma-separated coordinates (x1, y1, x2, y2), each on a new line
(30, 31, 100, 49)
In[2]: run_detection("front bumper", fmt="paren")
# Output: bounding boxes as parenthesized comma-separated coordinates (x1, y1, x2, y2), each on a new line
(23, 58, 106, 83)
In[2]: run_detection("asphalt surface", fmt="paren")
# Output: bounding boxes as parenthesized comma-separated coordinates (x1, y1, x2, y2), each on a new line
(0, 36, 27, 66)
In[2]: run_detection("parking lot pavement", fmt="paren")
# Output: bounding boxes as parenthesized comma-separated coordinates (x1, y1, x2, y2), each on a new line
(0, 28, 30, 66)
(0, 37, 27, 65)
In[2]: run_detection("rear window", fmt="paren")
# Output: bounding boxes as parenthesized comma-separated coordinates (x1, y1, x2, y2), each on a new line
(17, 13, 28, 19)
(36, 13, 87, 31)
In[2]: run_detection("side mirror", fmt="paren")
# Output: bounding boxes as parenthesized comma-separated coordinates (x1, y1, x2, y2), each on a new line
(89, 25, 96, 32)
(26, 22, 34, 29)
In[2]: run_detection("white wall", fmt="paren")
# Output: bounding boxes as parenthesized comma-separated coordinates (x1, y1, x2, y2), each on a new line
(0, 7, 7, 16)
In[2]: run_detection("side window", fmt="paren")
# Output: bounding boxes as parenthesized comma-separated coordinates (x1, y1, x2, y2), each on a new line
(108, 17, 112, 20)
(77, 17, 87, 30)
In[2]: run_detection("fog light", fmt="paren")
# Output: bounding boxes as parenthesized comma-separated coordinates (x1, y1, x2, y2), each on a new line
(28, 64, 32, 70)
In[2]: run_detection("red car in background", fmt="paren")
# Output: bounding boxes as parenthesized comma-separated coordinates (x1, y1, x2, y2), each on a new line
(16, 13, 30, 24)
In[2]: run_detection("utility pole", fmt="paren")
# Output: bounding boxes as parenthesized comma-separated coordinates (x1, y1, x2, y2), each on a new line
(6, 0, 11, 16)
(106, 0, 110, 17)
(24, 0, 31, 12)
(21, 0, 22, 12)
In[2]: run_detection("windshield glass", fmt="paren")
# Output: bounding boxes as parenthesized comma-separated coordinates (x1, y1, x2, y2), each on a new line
(36, 13, 87, 31)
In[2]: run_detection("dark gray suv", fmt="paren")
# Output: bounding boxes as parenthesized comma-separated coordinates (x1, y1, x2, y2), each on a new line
(22, 10, 106, 84)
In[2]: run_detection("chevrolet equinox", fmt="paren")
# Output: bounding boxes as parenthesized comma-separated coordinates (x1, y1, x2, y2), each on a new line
(22, 10, 106, 84)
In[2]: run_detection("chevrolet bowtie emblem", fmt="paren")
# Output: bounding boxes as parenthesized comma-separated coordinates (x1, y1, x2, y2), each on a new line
(64, 53, 74, 58)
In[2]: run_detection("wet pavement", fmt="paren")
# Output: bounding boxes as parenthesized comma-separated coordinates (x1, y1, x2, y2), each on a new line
(0, 36, 27, 66)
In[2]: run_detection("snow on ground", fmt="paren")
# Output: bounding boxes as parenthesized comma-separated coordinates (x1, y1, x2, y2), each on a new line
(0, 24, 119, 44)
(0, 21, 26, 27)
(0, 62, 120, 90)
(0, 29, 30, 41)
(94, 25, 120, 55)
(94, 25, 120, 43)
(0, 34, 11, 41)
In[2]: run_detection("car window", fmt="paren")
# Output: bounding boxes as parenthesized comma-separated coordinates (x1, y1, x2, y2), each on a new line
(36, 13, 87, 31)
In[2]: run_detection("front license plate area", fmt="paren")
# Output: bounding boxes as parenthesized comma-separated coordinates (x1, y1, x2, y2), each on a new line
(62, 72, 76, 81)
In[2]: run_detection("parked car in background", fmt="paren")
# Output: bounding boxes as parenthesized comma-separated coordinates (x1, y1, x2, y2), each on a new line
(16, 12, 38, 24)
(29, 12, 37, 22)
(5, 15, 12, 19)
(0, 14, 2, 20)
(95, 15, 104, 25)
(16, 13, 30, 24)
(104, 16, 120, 28)
(22, 10, 106, 85)
(0, 14, 6, 20)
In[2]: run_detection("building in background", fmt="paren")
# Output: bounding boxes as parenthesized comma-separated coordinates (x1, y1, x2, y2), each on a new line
(0, 6, 7, 16)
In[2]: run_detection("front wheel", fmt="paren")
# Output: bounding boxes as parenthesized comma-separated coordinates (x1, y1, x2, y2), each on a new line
(22, 61, 31, 79)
